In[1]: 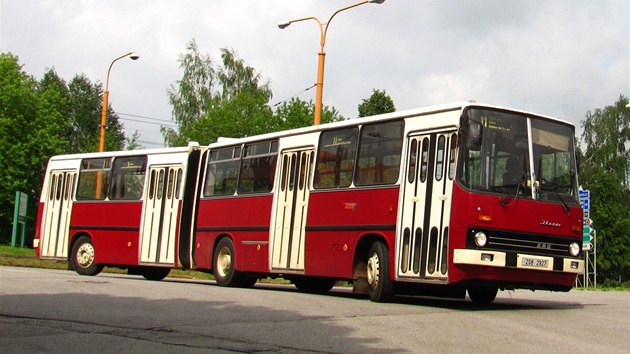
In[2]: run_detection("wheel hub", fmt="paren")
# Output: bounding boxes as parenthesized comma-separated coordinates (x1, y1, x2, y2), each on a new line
(76, 243, 95, 268)
(367, 252, 380, 289)
(218, 248, 231, 277)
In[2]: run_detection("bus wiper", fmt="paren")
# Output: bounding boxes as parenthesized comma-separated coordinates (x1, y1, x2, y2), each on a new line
(499, 175, 526, 207)
(540, 181, 570, 215)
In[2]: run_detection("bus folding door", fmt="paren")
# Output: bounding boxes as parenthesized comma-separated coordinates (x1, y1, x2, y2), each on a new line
(270, 149, 314, 272)
(139, 165, 184, 265)
(397, 131, 457, 281)
(39, 170, 76, 259)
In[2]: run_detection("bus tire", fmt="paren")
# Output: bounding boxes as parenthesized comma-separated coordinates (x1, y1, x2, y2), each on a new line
(213, 238, 244, 287)
(71, 236, 104, 276)
(366, 241, 394, 302)
(141, 266, 171, 281)
(467, 285, 498, 304)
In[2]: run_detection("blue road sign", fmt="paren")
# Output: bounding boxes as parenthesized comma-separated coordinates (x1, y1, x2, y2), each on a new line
(579, 189, 590, 211)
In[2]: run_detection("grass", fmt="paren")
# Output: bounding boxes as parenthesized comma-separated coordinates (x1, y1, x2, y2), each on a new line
(2, 245, 626, 290)
(0, 245, 291, 283)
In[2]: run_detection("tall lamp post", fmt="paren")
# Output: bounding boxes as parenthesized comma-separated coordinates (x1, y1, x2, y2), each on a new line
(98, 50, 140, 153)
(278, 0, 384, 125)
(96, 51, 139, 200)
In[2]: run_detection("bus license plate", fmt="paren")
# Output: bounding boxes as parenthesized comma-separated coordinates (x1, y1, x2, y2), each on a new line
(522, 257, 548, 268)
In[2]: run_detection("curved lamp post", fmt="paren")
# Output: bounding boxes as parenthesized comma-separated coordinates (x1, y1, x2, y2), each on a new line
(278, 0, 384, 125)
(96, 51, 139, 199)
(98, 50, 140, 153)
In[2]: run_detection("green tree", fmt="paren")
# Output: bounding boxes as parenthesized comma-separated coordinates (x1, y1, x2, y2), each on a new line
(67, 74, 125, 153)
(357, 89, 396, 117)
(272, 97, 344, 131)
(0, 54, 69, 243)
(0, 53, 129, 244)
(125, 130, 144, 150)
(164, 40, 275, 146)
(164, 39, 215, 146)
(580, 95, 630, 283)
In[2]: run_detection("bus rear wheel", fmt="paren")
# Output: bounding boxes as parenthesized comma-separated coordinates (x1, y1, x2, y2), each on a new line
(366, 241, 394, 302)
(467, 285, 498, 304)
(71, 236, 104, 276)
(213, 238, 245, 287)
(141, 266, 171, 281)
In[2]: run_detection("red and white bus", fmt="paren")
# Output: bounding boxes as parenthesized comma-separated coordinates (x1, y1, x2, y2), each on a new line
(34, 102, 585, 303)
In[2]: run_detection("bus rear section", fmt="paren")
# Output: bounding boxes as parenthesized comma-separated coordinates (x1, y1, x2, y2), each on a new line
(34, 146, 204, 280)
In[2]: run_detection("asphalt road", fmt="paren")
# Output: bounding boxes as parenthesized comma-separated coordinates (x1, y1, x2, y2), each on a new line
(1, 266, 628, 353)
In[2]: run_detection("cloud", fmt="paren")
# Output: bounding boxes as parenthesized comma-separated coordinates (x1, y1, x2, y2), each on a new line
(1, 0, 627, 146)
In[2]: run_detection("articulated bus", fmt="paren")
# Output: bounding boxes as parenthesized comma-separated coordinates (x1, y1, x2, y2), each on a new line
(34, 102, 585, 303)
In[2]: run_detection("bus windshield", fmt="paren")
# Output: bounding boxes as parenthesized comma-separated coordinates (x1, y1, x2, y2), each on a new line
(459, 108, 579, 205)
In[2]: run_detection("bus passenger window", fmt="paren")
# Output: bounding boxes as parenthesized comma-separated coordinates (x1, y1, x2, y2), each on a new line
(355, 120, 403, 186)
(110, 156, 147, 200)
(76, 158, 112, 200)
(315, 127, 358, 189)
(238, 140, 278, 194)
(204, 146, 241, 197)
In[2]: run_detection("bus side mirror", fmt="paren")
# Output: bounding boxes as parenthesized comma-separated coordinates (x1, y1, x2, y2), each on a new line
(466, 122, 483, 151)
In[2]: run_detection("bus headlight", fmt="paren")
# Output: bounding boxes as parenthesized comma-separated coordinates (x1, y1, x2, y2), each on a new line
(474, 232, 487, 247)
(569, 242, 580, 257)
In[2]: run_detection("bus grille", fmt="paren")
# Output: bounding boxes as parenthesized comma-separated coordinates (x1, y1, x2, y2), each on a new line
(467, 228, 579, 258)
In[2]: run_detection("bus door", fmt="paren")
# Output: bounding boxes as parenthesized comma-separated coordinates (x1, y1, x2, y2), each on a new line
(397, 130, 457, 281)
(270, 149, 314, 272)
(39, 170, 76, 259)
(139, 165, 184, 265)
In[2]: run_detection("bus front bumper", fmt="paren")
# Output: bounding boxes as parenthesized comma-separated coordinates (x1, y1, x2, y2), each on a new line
(453, 249, 584, 274)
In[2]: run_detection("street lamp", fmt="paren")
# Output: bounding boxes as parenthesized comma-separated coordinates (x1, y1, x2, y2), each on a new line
(278, 0, 384, 125)
(98, 50, 140, 153)
(96, 51, 139, 199)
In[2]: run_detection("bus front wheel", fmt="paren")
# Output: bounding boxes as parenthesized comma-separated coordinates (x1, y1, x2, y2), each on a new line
(467, 285, 498, 304)
(71, 236, 104, 276)
(366, 241, 394, 302)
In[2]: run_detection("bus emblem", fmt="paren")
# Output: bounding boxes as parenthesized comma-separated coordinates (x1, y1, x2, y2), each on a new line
(540, 220, 561, 227)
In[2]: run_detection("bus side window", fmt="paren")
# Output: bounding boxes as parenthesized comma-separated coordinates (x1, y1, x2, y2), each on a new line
(315, 127, 358, 189)
(238, 140, 278, 194)
(355, 120, 403, 186)
(76, 158, 112, 200)
(204, 146, 241, 197)
(109, 156, 147, 200)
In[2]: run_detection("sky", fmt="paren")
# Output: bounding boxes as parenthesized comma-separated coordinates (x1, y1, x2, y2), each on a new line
(1, 0, 628, 148)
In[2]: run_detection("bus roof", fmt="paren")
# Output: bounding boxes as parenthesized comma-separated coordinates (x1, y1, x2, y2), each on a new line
(48, 101, 574, 160)
(206, 101, 574, 149)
